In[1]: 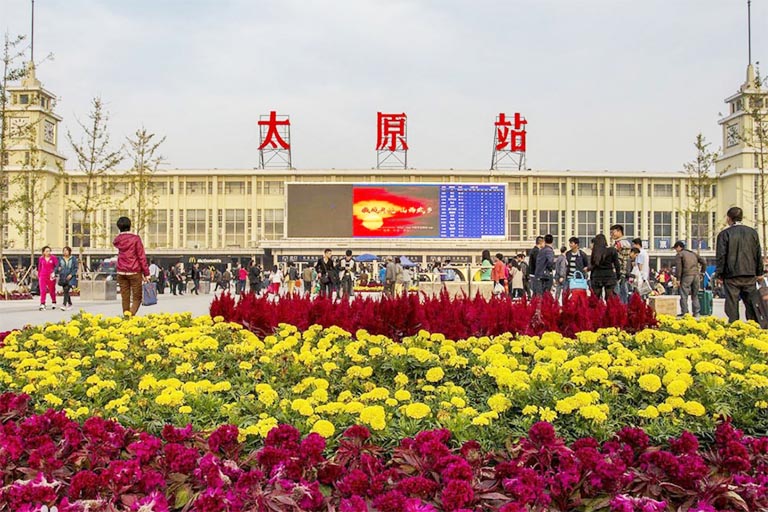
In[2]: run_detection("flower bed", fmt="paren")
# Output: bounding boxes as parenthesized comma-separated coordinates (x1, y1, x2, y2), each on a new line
(0, 291, 33, 301)
(2, 313, 767, 444)
(1, 393, 766, 512)
(210, 291, 657, 340)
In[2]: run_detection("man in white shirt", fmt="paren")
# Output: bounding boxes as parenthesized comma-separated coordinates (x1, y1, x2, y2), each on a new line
(148, 260, 159, 282)
(632, 238, 650, 282)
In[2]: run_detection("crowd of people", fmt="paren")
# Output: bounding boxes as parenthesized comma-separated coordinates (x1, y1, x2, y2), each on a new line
(5, 207, 766, 324)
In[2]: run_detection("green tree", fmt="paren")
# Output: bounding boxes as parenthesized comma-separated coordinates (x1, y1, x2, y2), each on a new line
(681, 134, 722, 253)
(0, 33, 27, 293)
(66, 97, 123, 276)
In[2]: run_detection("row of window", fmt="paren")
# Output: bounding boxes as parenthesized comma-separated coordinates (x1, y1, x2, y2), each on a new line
(508, 182, 714, 198)
(66, 180, 286, 196)
(508, 210, 717, 249)
(65, 208, 285, 249)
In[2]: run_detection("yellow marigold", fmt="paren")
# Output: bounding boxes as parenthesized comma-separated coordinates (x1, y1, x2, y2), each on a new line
(425, 367, 445, 382)
(394, 389, 411, 402)
(682, 401, 706, 416)
(405, 402, 431, 419)
(239, 361, 253, 371)
(311, 419, 336, 438)
(522, 405, 539, 415)
(756, 400, 768, 409)
(638, 405, 659, 418)
(539, 407, 557, 422)
(359, 405, 386, 431)
(178, 405, 192, 414)
(487, 394, 512, 413)
(638, 374, 662, 393)
(394, 373, 409, 387)
(43, 393, 63, 406)
(255, 384, 278, 406)
(584, 366, 609, 382)
(695, 361, 725, 375)
(578, 405, 608, 423)
(450, 396, 466, 408)
(291, 398, 314, 416)
(666, 379, 689, 397)
(657, 403, 674, 414)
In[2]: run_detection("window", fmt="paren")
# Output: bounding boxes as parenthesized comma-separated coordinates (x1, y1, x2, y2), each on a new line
(614, 211, 635, 238)
(615, 183, 636, 197)
(109, 209, 130, 239)
(147, 210, 169, 249)
(690, 211, 709, 250)
(69, 211, 91, 248)
(69, 182, 89, 196)
(577, 211, 598, 248)
(263, 209, 284, 240)
(112, 182, 129, 196)
(652, 211, 672, 249)
(653, 184, 673, 197)
(509, 182, 528, 195)
(264, 181, 284, 195)
(185, 209, 206, 248)
(185, 181, 205, 194)
(19, 94, 29, 104)
(148, 182, 168, 195)
(539, 210, 560, 246)
(225, 209, 246, 246)
(577, 183, 598, 196)
(223, 181, 246, 195)
(509, 210, 521, 240)
(539, 182, 560, 196)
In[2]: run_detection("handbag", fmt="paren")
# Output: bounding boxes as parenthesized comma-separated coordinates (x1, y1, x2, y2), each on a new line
(493, 282, 505, 295)
(58, 274, 69, 286)
(142, 282, 158, 306)
(637, 277, 653, 296)
(568, 271, 589, 291)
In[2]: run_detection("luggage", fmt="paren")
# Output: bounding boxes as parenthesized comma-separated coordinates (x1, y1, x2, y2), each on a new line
(142, 282, 158, 306)
(752, 280, 768, 329)
(698, 289, 713, 316)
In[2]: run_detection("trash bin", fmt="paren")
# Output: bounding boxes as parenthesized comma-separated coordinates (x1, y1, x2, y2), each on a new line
(698, 289, 713, 316)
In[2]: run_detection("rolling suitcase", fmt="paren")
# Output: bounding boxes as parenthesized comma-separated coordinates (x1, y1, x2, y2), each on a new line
(698, 289, 713, 316)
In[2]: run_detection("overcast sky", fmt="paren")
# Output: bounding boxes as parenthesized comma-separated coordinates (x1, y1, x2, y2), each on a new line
(2, 0, 765, 172)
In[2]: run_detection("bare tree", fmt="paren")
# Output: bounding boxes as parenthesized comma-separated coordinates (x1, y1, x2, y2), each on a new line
(681, 134, 722, 253)
(125, 128, 165, 238)
(67, 97, 123, 276)
(0, 33, 27, 293)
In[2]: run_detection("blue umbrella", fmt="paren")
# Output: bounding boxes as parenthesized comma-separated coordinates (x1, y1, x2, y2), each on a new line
(356, 253, 378, 263)
(399, 256, 418, 267)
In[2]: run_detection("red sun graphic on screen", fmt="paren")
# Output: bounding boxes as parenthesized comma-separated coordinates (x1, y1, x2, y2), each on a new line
(352, 186, 439, 237)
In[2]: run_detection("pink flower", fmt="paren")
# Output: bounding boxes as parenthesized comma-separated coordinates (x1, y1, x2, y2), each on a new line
(208, 424, 240, 459)
(68, 470, 100, 500)
(128, 432, 163, 464)
(161, 423, 193, 443)
(440, 480, 474, 511)
(340, 496, 368, 512)
(130, 491, 170, 512)
(164, 443, 199, 474)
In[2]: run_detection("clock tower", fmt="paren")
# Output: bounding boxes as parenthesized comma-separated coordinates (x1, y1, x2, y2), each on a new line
(3, 63, 66, 172)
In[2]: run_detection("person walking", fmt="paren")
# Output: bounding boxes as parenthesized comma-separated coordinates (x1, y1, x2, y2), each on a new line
(480, 250, 493, 281)
(715, 206, 764, 323)
(554, 246, 568, 301)
(610, 224, 632, 304)
(157, 266, 167, 294)
(56, 246, 78, 311)
(673, 241, 706, 317)
(268, 265, 283, 296)
(508, 259, 525, 299)
(168, 265, 179, 295)
(287, 262, 299, 296)
(248, 261, 261, 294)
(564, 237, 589, 294)
(302, 264, 315, 296)
(338, 250, 356, 300)
(221, 268, 232, 293)
(528, 237, 544, 296)
(238, 264, 248, 295)
(37, 246, 59, 310)
(316, 249, 336, 298)
(534, 235, 555, 296)
(148, 260, 159, 282)
(190, 263, 201, 295)
(113, 217, 150, 316)
(491, 252, 506, 294)
(589, 234, 621, 300)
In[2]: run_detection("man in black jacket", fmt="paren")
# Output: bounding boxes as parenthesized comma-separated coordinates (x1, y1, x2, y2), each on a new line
(528, 236, 544, 296)
(248, 261, 261, 295)
(715, 207, 764, 323)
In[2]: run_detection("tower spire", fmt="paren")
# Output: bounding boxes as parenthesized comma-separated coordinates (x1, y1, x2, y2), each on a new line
(30, 0, 35, 64)
(748, 0, 752, 65)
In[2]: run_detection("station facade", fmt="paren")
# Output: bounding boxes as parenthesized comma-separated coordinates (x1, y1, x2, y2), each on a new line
(1, 64, 766, 271)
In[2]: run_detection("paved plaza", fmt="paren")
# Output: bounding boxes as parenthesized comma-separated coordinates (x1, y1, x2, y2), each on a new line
(0, 291, 736, 332)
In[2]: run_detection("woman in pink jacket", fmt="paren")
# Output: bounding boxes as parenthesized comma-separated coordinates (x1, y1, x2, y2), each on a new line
(38, 245, 59, 310)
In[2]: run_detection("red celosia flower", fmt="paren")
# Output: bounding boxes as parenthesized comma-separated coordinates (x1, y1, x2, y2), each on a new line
(68, 470, 100, 500)
(208, 424, 241, 459)
(161, 423, 194, 443)
(164, 442, 200, 474)
(440, 479, 474, 511)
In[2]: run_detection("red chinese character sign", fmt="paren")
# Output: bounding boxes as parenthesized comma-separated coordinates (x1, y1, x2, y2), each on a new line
(491, 112, 527, 170)
(376, 112, 408, 169)
(258, 111, 292, 169)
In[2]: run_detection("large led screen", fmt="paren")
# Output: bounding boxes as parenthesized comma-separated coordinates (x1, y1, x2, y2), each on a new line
(286, 183, 506, 239)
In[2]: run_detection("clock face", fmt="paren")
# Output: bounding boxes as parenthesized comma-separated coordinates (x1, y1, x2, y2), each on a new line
(9, 117, 28, 138)
(44, 121, 55, 144)
(726, 124, 738, 147)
